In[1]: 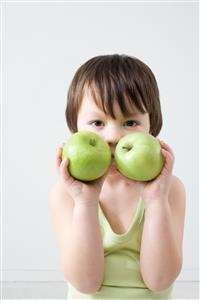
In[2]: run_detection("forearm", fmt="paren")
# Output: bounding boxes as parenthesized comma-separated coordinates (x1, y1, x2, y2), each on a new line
(140, 200, 181, 291)
(64, 202, 104, 293)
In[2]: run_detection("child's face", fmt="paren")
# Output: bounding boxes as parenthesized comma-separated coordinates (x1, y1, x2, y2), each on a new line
(77, 89, 150, 156)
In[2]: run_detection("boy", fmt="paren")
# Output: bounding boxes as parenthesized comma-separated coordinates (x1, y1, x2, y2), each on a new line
(50, 54, 185, 299)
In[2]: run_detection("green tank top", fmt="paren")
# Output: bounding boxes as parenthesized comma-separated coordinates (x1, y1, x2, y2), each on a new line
(67, 198, 173, 299)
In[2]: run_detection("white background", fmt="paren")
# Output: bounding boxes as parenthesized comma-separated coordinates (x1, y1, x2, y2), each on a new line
(2, 1, 198, 283)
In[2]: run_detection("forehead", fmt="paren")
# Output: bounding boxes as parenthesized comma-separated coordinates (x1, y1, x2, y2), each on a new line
(79, 87, 142, 118)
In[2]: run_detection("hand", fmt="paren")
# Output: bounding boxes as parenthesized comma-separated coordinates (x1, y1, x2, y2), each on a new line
(56, 144, 108, 205)
(141, 140, 175, 206)
(116, 140, 175, 206)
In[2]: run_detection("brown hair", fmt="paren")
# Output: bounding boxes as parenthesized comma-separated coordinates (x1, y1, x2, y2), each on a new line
(65, 54, 162, 136)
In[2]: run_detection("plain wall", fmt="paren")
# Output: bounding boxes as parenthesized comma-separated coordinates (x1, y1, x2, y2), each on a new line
(2, 1, 198, 283)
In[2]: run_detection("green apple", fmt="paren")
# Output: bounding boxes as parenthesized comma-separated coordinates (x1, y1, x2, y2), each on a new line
(62, 131, 111, 181)
(115, 132, 164, 181)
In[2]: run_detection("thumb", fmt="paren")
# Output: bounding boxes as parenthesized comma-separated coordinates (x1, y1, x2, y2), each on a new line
(59, 158, 71, 182)
(93, 168, 109, 187)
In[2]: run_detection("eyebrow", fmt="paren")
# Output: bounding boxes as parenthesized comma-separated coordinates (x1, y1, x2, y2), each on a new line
(123, 112, 145, 118)
(85, 110, 106, 118)
(85, 112, 144, 121)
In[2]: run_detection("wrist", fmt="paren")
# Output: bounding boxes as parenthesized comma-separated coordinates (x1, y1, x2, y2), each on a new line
(144, 200, 173, 226)
(144, 197, 169, 211)
(74, 198, 99, 209)
(73, 201, 100, 220)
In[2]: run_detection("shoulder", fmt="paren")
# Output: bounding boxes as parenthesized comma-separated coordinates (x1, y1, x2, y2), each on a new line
(169, 175, 186, 206)
(168, 175, 186, 215)
(168, 175, 186, 252)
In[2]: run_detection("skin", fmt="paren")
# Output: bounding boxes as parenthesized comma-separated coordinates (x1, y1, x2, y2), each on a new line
(49, 88, 186, 294)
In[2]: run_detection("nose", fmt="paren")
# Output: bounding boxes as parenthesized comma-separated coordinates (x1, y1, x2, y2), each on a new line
(103, 125, 124, 151)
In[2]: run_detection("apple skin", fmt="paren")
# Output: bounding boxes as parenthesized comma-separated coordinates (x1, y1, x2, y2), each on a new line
(114, 132, 164, 181)
(62, 131, 112, 181)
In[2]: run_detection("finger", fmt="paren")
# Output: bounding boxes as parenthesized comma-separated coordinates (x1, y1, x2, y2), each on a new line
(59, 158, 71, 182)
(91, 171, 107, 188)
(56, 144, 65, 169)
(162, 145, 175, 166)
(159, 140, 174, 156)
(161, 148, 174, 173)
(56, 149, 62, 169)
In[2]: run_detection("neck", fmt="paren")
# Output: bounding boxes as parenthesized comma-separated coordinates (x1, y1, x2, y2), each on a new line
(100, 172, 145, 203)
(102, 173, 138, 196)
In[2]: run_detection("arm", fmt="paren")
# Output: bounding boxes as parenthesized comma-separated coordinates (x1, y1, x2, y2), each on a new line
(49, 147, 105, 294)
(140, 141, 186, 292)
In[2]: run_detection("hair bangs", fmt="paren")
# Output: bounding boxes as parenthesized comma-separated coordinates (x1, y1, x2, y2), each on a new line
(86, 75, 147, 119)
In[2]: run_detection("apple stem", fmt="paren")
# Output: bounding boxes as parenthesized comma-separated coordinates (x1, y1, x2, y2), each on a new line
(89, 139, 96, 147)
(122, 145, 132, 151)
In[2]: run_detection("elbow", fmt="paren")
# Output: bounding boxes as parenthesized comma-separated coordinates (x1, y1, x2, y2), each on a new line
(64, 272, 102, 294)
(143, 269, 181, 292)
(145, 279, 172, 292)
(142, 260, 182, 292)
(76, 283, 102, 294)
(72, 280, 102, 294)
(62, 262, 104, 295)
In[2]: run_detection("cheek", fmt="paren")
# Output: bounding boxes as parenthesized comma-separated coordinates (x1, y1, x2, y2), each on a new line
(77, 122, 105, 139)
(80, 126, 104, 138)
(77, 115, 86, 131)
(143, 115, 151, 132)
(134, 118, 150, 134)
(77, 118, 100, 135)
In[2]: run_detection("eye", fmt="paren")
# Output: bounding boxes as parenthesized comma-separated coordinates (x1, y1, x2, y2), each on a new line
(123, 120, 138, 127)
(90, 120, 104, 127)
